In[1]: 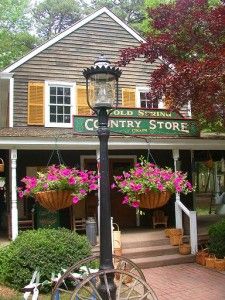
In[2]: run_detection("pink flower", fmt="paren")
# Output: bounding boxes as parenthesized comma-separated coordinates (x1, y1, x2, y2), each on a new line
(79, 189, 87, 195)
(122, 196, 129, 204)
(68, 177, 76, 185)
(47, 174, 58, 181)
(72, 196, 79, 204)
(131, 201, 140, 208)
(123, 172, 131, 178)
(60, 168, 72, 177)
(130, 182, 142, 192)
(111, 183, 116, 189)
(89, 183, 98, 191)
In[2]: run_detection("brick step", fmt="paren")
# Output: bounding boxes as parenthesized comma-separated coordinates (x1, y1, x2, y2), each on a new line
(122, 244, 179, 259)
(131, 253, 195, 269)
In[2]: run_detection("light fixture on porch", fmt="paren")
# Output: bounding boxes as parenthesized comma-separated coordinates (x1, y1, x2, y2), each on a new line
(83, 55, 122, 299)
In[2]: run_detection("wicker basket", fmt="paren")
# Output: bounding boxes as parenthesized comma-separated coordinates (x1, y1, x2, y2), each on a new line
(196, 248, 209, 266)
(179, 237, 191, 255)
(214, 258, 225, 271)
(170, 234, 182, 246)
(35, 190, 72, 211)
(138, 190, 171, 209)
(168, 228, 183, 236)
(0, 158, 4, 173)
(164, 228, 170, 237)
(205, 254, 216, 269)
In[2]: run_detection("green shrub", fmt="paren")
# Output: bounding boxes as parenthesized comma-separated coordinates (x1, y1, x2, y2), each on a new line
(208, 218, 225, 258)
(0, 228, 91, 290)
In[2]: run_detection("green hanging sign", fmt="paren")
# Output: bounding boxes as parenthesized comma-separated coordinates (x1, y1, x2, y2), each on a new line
(74, 115, 199, 137)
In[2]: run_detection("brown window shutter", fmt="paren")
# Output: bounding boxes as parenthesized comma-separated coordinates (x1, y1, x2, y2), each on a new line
(28, 81, 44, 125)
(122, 88, 136, 107)
(76, 85, 91, 115)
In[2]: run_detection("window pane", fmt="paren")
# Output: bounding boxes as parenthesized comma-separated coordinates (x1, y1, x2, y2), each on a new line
(64, 106, 70, 114)
(57, 87, 63, 95)
(64, 96, 70, 104)
(57, 96, 63, 104)
(64, 115, 70, 123)
(141, 101, 146, 108)
(50, 96, 56, 104)
(64, 88, 70, 95)
(50, 106, 56, 113)
(50, 115, 56, 122)
(50, 87, 56, 95)
(57, 115, 63, 122)
(57, 106, 63, 114)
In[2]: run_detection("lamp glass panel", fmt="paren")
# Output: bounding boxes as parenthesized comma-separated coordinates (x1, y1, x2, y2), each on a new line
(89, 73, 116, 108)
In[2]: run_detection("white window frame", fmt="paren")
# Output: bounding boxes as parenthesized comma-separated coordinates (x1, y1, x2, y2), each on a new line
(45, 80, 76, 127)
(136, 86, 164, 109)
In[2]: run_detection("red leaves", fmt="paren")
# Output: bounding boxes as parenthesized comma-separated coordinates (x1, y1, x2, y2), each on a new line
(119, 0, 225, 128)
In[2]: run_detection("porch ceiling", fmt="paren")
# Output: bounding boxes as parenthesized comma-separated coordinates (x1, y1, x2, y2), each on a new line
(0, 127, 225, 150)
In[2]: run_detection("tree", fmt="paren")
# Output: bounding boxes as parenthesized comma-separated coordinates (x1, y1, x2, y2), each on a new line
(32, 0, 86, 39)
(86, 0, 145, 31)
(0, 0, 31, 31)
(120, 0, 225, 131)
(0, 0, 37, 70)
(0, 30, 37, 69)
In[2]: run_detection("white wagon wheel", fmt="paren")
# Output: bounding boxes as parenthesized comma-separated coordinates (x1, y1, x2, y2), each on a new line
(70, 269, 158, 300)
(51, 254, 148, 299)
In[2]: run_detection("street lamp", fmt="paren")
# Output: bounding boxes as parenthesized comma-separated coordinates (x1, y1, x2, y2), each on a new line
(83, 54, 122, 298)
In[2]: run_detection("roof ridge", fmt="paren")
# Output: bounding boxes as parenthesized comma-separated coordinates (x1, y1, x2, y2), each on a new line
(2, 7, 145, 73)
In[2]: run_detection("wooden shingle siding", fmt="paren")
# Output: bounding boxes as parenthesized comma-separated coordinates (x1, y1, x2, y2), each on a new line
(12, 13, 187, 126)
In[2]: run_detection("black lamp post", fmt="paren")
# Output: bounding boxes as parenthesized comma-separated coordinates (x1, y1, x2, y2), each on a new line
(83, 54, 122, 298)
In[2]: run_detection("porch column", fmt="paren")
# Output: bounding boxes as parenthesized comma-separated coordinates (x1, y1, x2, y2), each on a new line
(173, 149, 182, 229)
(10, 149, 18, 240)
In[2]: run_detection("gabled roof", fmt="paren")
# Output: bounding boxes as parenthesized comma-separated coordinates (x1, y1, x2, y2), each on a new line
(2, 7, 145, 73)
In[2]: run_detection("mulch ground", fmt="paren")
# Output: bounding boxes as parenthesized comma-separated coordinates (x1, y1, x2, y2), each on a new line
(0, 285, 18, 298)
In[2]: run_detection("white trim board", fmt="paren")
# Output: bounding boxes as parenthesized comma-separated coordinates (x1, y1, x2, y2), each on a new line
(2, 7, 145, 73)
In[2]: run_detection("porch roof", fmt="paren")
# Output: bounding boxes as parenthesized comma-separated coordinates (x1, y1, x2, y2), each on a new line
(0, 127, 225, 151)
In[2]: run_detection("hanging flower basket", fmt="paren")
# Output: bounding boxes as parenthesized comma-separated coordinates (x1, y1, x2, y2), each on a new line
(35, 190, 73, 211)
(113, 156, 194, 209)
(18, 165, 99, 211)
(138, 190, 171, 209)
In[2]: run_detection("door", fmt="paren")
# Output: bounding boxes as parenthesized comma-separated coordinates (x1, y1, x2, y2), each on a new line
(84, 157, 136, 228)
(110, 158, 136, 228)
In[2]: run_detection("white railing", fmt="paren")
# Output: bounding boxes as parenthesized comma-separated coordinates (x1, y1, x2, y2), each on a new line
(175, 198, 198, 254)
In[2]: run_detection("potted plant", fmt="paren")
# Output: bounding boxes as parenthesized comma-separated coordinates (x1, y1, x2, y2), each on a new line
(112, 157, 193, 209)
(18, 165, 99, 211)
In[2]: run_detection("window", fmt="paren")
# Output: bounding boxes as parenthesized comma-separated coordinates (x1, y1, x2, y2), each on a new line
(45, 81, 75, 127)
(136, 87, 164, 109)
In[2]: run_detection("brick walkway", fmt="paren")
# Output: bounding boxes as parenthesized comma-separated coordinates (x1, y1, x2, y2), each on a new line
(143, 263, 225, 300)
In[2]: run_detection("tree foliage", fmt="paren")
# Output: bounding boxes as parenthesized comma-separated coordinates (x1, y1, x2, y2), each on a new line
(0, 0, 31, 31)
(32, 0, 86, 39)
(86, 0, 145, 29)
(0, 30, 37, 70)
(0, 0, 37, 70)
(120, 0, 225, 130)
